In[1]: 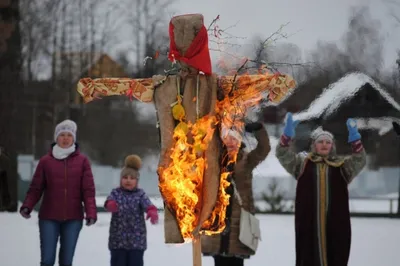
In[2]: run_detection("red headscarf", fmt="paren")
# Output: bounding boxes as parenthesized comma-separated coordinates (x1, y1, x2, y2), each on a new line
(168, 20, 212, 75)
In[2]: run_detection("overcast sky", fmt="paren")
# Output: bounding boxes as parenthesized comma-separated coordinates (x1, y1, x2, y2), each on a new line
(169, 0, 399, 70)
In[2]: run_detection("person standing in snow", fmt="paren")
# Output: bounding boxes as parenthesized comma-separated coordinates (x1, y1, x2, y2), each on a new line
(276, 113, 366, 266)
(20, 119, 97, 266)
(104, 154, 159, 266)
(201, 122, 271, 266)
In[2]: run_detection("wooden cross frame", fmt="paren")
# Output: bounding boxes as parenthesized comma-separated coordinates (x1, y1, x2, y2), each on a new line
(77, 14, 296, 266)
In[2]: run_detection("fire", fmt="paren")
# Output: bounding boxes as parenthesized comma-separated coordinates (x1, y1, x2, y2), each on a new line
(217, 72, 293, 157)
(158, 115, 218, 240)
(158, 71, 296, 240)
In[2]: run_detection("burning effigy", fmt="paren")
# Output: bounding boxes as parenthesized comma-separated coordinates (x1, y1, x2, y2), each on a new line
(77, 13, 295, 265)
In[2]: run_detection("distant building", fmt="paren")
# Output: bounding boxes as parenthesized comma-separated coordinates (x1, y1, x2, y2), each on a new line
(259, 72, 400, 197)
(51, 52, 128, 106)
(263, 72, 400, 167)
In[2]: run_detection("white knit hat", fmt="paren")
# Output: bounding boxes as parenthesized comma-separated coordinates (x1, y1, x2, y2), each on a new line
(54, 119, 77, 142)
(311, 127, 334, 142)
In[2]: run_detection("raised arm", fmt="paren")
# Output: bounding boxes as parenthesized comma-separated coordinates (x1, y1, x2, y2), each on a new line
(275, 113, 306, 179)
(341, 119, 367, 183)
(245, 122, 271, 170)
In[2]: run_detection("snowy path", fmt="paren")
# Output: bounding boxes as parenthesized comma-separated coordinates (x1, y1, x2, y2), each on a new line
(1, 212, 399, 266)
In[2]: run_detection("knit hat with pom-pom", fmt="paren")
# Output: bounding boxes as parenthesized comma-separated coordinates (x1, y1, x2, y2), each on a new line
(120, 155, 142, 179)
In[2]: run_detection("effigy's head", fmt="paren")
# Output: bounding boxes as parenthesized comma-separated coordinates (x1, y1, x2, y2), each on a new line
(168, 14, 212, 75)
(170, 14, 204, 55)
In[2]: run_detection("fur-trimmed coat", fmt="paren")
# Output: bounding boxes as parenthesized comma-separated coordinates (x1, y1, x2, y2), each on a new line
(275, 135, 366, 266)
(201, 127, 271, 258)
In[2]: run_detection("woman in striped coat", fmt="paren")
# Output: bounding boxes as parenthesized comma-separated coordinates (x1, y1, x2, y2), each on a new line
(276, 113, 366, 266)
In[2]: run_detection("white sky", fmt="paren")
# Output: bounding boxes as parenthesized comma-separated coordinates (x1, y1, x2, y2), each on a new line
(168, 0, 399, 70)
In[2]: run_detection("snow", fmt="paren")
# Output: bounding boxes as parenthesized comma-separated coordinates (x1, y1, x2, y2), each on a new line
(94, 195, 399, 214)
(252, 136, 291, 179)
(1, 211, 399, 266)
(355, 117, 395, 136)
(293, 72, 400, 122)
(255, 198, 398, 214)
(306, 117, 397, 136)
(376, 192, 399, 199)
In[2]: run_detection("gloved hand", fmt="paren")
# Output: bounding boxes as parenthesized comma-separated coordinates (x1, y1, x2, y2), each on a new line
(392, 121, 400, 136)
(20, 207, 31, 219)
(346, 118, 361, 143)
(283, 112, 300, 138)
(146, 205, 159, 225)
(244, 122, 263, 133)
(86, 218, 97, 226)
(105, 200, 118, 213)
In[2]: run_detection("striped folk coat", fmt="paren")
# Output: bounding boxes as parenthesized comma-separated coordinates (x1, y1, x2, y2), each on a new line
(276, 135, 366, 266)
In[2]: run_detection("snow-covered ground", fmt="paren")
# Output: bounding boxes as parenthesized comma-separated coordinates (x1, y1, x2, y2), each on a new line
(1, 211, 399, 266)
(95, 196, 399, 214)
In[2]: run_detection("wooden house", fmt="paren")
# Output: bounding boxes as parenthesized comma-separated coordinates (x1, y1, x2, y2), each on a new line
(263, 72, 400, 168)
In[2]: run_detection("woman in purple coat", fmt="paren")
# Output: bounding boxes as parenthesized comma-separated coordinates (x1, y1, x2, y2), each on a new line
(20, 119, 97, 266)
(104, 154, 159, 266)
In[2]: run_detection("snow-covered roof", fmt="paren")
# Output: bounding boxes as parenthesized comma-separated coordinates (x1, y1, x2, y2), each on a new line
(293, 72, 400, 121)
(355, 117, 398, 136)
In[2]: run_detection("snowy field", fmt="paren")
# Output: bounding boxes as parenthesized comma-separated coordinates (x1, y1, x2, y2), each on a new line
(95, 196, 399, 214)
(1, 211, 399, 266)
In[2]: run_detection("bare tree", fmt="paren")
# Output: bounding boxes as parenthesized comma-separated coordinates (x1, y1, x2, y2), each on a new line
(114, 0, 175, 77)
(0, 0, 22, 211)
(384, 0, 400, 24)
(342, 5, 384, 78)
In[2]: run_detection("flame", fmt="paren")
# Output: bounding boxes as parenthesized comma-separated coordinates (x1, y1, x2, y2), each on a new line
(158, 115, 218, 240)
(217, 72, 291, 157)
(158, 71, 296, 241)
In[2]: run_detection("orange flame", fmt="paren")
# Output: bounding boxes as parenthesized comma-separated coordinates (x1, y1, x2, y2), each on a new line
(158, 71, 296, 240)
(158, 115, 218, 239)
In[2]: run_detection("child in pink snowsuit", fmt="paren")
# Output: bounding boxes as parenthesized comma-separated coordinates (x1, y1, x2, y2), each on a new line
(104, 154, 158, 266)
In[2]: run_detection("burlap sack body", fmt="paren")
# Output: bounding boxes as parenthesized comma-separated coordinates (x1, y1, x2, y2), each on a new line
(154, 74, 221, 243)
(154, 14, 221, 243)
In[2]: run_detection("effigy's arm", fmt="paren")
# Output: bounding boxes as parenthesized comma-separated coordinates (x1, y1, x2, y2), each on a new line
(216, 72, 296, 150)
(218, 72, 296, 104)
(76, 75, 167, 103)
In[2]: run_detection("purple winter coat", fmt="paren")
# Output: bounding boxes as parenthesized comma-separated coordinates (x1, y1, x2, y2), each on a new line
(21, 145, 97, 221)
(105, 187, 153, 250)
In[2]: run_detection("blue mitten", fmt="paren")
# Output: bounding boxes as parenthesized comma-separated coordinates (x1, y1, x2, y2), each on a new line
(346, 118, 361, 143)
(283, 112, 300, 138)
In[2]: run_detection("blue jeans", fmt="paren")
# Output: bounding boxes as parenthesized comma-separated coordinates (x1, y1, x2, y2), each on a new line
(39, 219, 83, 266)
(110, 249, 144, 266)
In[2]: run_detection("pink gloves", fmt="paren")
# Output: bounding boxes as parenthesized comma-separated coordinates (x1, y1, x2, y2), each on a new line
(146, 205, 159, 224)
(105, 200, 118, 213)
(105, 200, 158, 225)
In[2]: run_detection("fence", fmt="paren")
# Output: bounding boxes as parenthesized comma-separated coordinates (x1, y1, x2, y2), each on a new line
(254, 196, 399, 217)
